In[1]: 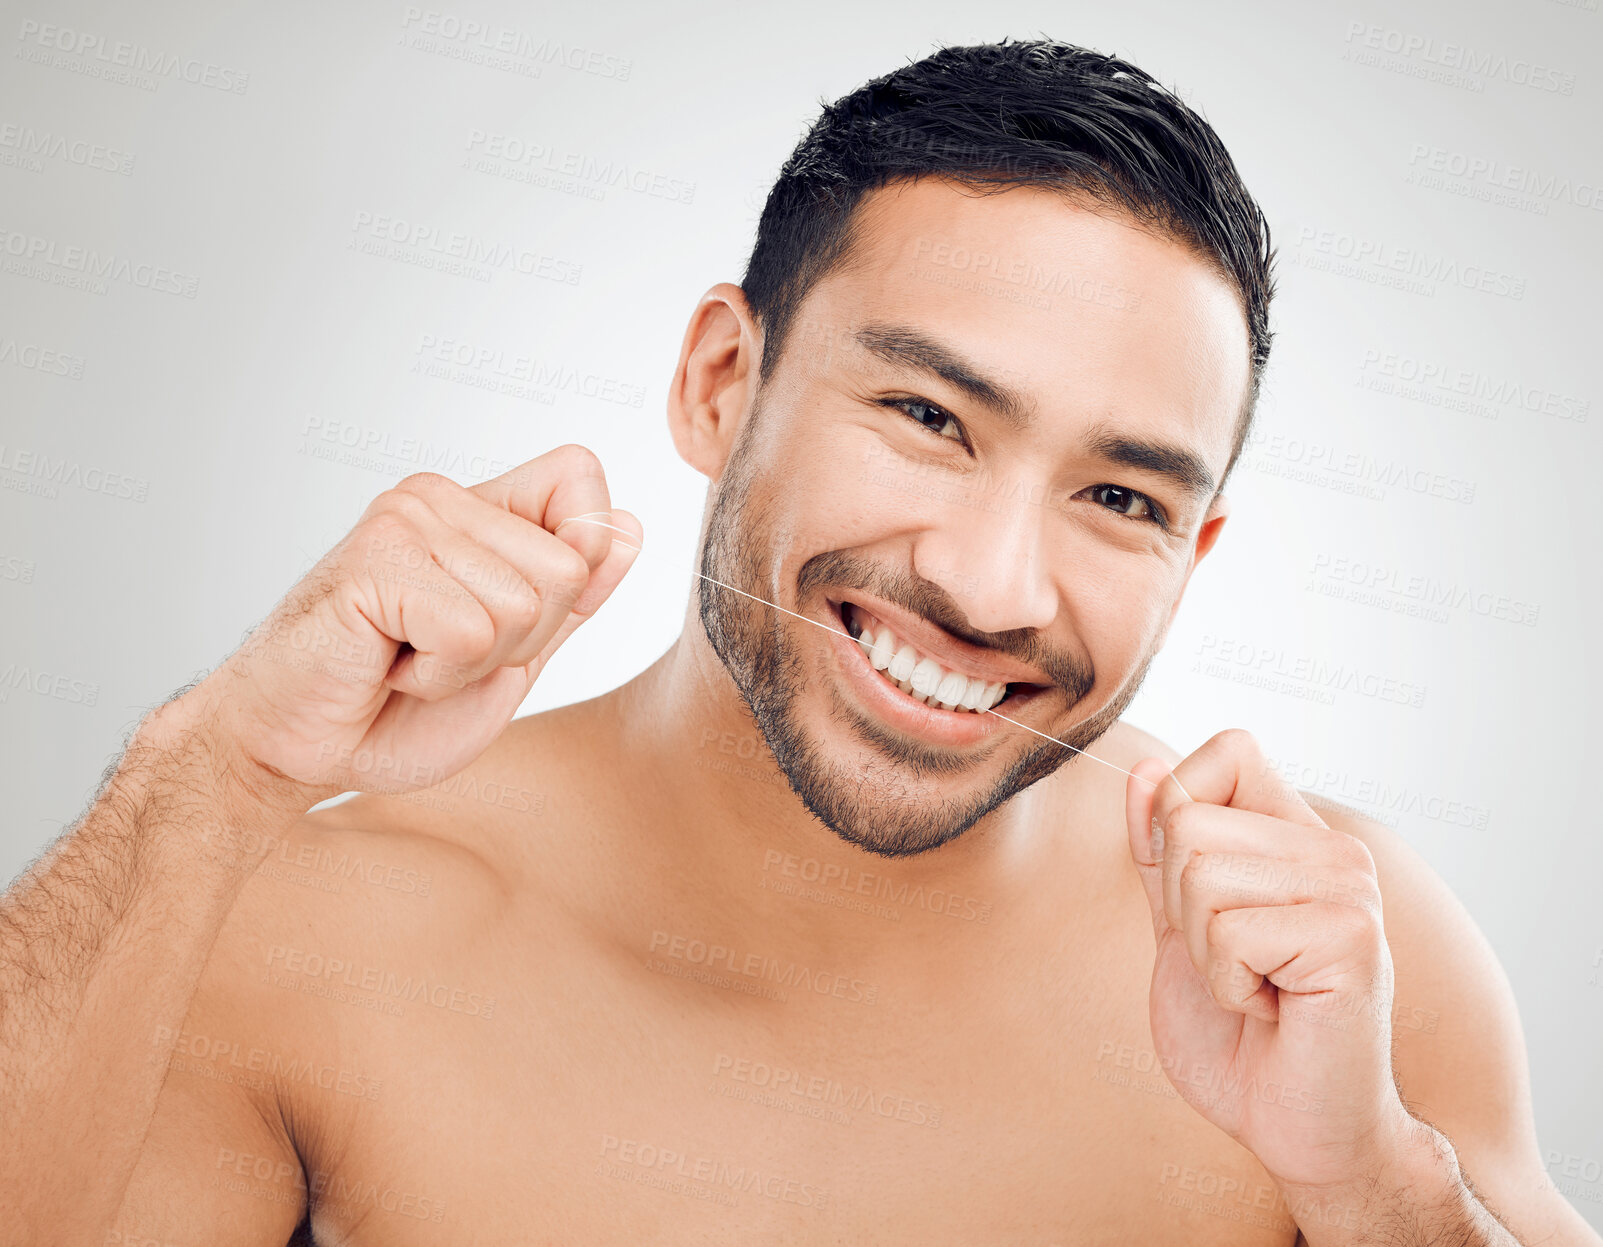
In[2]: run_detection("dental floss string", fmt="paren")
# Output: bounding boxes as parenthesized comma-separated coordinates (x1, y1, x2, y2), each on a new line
(556, 515, 1191, 800)
(554, 513, 640, 541)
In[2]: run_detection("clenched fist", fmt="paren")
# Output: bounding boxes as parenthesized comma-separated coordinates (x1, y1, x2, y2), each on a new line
(194, 442, 641, 802)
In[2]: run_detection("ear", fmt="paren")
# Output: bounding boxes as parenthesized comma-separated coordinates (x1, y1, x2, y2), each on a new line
(667, 282, 763, 482)
(1158, 491, 1230, 643)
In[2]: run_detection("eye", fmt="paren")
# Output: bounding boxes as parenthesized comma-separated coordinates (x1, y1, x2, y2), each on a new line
(878, 396, 966, 446)
(1085, 483, 1169, 529)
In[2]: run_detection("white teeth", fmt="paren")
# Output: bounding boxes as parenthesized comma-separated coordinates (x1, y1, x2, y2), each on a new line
(934, 671, 968, 710)
(909, 658, 944, 700)
(846, 606, 1018, 714)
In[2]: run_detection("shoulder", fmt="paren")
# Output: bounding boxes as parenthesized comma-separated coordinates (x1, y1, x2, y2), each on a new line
(129, 783, 518, 1227)
(192, 792, 514, 1041)
(191, 698, 606, 1055)
(179, 752, 533, 1135)
(1309, 800, 1594, 1237)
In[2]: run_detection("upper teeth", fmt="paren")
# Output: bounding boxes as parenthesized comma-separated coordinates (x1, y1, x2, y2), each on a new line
(850, 609, 1008, 713)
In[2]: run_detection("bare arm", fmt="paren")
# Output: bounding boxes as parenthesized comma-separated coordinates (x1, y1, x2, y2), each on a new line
(0, 687, 325, 1244)
(0, 445, 641, 1244)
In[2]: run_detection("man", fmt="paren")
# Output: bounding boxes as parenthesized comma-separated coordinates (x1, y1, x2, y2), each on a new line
(3, 38, 1595, 1246)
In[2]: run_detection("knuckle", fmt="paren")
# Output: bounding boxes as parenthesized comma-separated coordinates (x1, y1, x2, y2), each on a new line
(1212, 726, 1261, 759)
(500, 581, 544, 634)
(373, 487, 436, 530)
(1339, 835, 1378, 877)
(356, 508, 424, 560)
(394, 471, 457, 498)
(447, 606, 498, 666)
(1331, 900, 1383, 945)
(548, 541, 592, 588)
(551, 442, 605, 478)
(1165, 800, 1202, 841)
(1212, 960, 1254, 1003)
(1180, 851, 1213, 891)
(1205, 905, 1242, 949)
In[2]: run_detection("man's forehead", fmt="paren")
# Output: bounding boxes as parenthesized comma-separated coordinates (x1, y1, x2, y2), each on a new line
(842, 175, 1183, 274)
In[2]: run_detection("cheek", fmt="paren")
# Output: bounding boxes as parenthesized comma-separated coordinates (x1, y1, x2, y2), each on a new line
(788, 444, 921, 550)
(1064, 575, 1170, 665)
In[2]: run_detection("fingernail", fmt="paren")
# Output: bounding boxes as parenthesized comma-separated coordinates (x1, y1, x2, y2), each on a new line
(1149, 815, 1164, 861)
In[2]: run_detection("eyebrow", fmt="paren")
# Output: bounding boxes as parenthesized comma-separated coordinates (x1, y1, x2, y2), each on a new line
(854, 322, 1035, 430)
(851, 321, 1218, 504)
(1080, 420, 1217, 504)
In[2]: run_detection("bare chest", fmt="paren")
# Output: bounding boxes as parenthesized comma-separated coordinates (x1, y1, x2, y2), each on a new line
(299, 905, 1301, 1245)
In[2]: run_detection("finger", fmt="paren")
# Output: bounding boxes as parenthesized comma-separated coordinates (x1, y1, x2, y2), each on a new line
(1202, 950, 1278, 1023)
(1179, 853, 1380, 992)
(1160, 801, 1373, 934)
(1205, 901, 1390, 1025)
(360, 663, 538, 786)
(367, 486, 581, 685)
(1125, 755, 1174, 940)
(472, 442, 615, 570)
(1153, 728, 1327, 851)
(1130, 760, 1257, 1072)
(394, 469, 600, 599)
(525, 509, 644, 674)
(387, 472, 604, 667)
(348, 511, 496, 703)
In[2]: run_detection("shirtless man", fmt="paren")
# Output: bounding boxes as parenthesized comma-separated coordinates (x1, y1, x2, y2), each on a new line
(3, 38, 1596, 1247)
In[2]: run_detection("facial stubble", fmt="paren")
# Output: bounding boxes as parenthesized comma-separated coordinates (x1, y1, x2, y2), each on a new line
(697, 397, 1163, 858)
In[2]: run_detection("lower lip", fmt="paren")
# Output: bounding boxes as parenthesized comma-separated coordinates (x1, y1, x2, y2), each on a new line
(823, 601, 1038, 747)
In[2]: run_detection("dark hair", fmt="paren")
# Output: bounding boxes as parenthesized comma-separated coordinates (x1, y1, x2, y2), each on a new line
(741, 37, 1276, 493)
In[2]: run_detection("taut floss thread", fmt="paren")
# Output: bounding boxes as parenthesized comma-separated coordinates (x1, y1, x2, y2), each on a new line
(553, 513, 1193, 807)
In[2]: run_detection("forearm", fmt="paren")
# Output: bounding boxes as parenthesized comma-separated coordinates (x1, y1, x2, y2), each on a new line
(1284, 1118, 1523, 1247)
(0, 689, 322, 1239)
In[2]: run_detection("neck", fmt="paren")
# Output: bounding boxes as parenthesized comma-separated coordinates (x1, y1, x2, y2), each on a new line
(593, 593, 1094, 979)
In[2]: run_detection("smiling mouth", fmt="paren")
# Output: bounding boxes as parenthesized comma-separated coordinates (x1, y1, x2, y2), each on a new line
(835, 601, 1048, 715)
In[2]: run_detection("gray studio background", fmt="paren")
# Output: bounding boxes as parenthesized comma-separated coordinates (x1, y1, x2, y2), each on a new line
(2, 0, 1599, 1217)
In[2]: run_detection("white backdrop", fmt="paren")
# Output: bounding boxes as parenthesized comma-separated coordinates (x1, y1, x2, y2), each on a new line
(2, 0, 1599, 1220)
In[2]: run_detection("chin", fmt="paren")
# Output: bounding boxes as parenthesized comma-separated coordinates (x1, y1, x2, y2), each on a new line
(754, 684, 1076, 859)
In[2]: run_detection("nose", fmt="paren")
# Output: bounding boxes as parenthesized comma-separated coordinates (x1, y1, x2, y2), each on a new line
(912, 485, 1059, 635)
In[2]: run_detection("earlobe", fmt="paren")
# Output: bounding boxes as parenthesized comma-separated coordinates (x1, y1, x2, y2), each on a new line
(667, 282, 762, 482)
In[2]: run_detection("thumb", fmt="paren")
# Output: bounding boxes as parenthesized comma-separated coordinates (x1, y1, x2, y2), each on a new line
(535, 509, 643, 663)
(1125, 755, 1174, 941)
